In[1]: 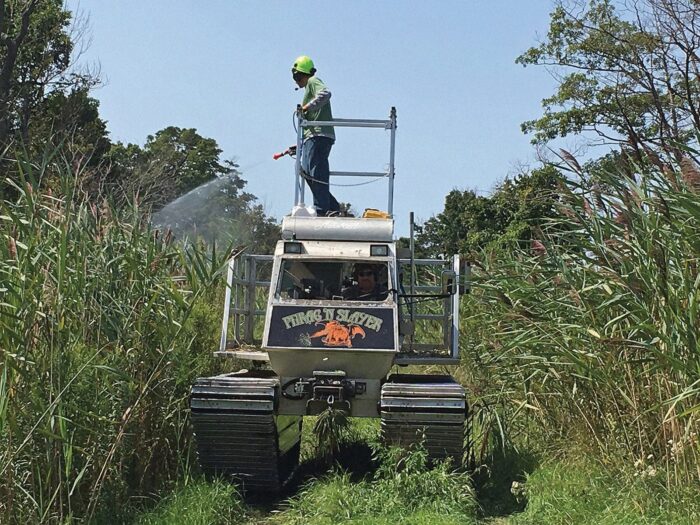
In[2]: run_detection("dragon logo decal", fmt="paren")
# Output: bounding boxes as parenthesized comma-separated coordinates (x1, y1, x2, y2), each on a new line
(269, 307, 393, 349)
(310, 320, 366, 348)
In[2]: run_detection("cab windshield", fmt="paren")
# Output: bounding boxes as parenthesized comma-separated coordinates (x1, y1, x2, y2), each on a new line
(277, 259, 390, 302)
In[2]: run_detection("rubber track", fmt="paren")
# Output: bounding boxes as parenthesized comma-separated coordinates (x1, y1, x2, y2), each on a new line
(380, 374, 466, 464)
(190, 373, 301, 493)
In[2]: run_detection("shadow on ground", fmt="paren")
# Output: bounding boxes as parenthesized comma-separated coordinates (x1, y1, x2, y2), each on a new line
(245, 439, 378, 510)
(295, 440, 378, 485)
(472, 446, 539, 520)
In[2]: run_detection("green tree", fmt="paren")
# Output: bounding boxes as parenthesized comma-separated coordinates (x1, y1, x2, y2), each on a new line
(105, 127, 281, 252)
(517, 0, 700, 165)
(416, 165, 563, 257)
(30, 87, 110, 165)
(102, 127, 235, 209)
(0, 0, 98, 143)
(1, 0, 104, 197)
(201, 176, 280, 253)
(144, 127, 234, 201)
(151, 168, 280, 253)
(110, 127, 238, 210)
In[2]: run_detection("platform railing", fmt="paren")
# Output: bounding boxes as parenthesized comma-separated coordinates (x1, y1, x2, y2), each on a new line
(219, 252, 461, 358)
(219, 253, 274, 352)
(294, 106, 397, 215)
(397, 255, 461, 362)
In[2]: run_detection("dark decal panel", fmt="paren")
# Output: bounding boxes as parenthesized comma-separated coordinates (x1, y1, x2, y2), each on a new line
(267, 306, 395, 350)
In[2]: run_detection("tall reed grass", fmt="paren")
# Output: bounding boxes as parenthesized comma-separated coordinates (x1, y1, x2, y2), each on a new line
(459, 156, 700, 484)
(0, 158, 227, 523)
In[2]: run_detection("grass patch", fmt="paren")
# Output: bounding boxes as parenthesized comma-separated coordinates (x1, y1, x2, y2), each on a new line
(276, 445, 478, 525)
(133, 480, 246, 525)
(508, 455, 700, 525)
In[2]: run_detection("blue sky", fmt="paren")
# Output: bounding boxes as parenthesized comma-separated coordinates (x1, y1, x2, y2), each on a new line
(68, 1, 558, 234)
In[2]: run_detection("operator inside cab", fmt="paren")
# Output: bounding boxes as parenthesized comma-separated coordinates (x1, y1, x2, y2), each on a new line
(341, 263, 388, 301)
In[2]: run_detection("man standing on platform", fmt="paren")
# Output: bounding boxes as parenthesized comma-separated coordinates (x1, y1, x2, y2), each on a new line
(291, 55, 341, 217)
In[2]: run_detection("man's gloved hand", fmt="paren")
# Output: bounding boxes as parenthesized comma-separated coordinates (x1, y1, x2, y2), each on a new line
(273, 145, 297, 160)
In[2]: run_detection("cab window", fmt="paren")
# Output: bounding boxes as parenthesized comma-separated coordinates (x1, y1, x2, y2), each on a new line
(277, 260, 390, 302)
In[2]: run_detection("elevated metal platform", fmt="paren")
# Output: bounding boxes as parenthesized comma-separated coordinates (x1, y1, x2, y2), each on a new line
(293, 107, 397, 216)
(215, 349, 270, 361)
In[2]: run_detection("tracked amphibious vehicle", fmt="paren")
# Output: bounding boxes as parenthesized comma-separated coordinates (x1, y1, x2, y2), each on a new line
(190, 108, 470, 492)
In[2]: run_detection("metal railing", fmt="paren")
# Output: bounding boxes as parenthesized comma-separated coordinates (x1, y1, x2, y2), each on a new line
(294, 106, 397, 215)
(218, 252, 462, 362)
(397, 256, 461, 360)
(219, 253, 273, 352)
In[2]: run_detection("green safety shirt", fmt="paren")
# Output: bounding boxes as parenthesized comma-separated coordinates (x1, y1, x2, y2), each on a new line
(302, 76, 335, 142)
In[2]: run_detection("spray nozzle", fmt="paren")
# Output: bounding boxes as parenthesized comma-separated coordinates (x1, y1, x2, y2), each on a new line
(273, 145, 297, 160)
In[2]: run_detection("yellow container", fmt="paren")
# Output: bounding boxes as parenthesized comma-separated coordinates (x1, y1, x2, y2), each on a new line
(362, 208, 390, 219)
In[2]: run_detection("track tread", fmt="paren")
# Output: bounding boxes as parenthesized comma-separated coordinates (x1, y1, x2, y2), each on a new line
(190, 373, 301, 493)
(380, 374, 467, 464)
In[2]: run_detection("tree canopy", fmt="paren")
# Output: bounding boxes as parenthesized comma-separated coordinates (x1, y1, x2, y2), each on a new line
(0, 1, 102, 152)
(416, 165, 563, 257)
(0, 1, 280, 251)
(105, 127, 280, 251)
(517, 0, 700, 165)
(105, 127, 239, 210)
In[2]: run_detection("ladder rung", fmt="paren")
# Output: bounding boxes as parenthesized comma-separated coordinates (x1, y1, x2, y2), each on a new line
(329, 171, 387, 178)
(302, 119, 391, 129)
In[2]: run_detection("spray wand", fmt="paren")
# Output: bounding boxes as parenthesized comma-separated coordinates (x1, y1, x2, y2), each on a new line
(272, 145, 297, 160)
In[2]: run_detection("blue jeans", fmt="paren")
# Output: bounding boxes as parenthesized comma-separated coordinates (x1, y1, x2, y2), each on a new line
(301, 136, 340, 215)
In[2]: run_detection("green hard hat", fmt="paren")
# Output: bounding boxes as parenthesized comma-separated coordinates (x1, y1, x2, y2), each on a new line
(292, 55, 315, 74)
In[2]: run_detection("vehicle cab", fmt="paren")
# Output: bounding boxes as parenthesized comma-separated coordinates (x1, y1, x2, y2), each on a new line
(261, 215, 398, 416)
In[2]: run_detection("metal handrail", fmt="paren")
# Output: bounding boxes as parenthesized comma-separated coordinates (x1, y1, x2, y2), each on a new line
(220, 253, 273, 351)
(329, 171, 387, 178)
(219, 254, 238, 352)
(396, 255, 461, 360)
(294, 106, 397, 215)
(304, 118, 391, 129)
